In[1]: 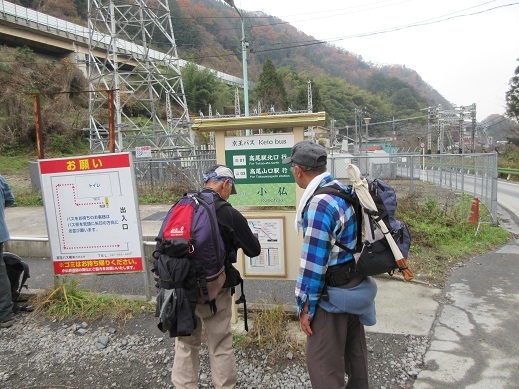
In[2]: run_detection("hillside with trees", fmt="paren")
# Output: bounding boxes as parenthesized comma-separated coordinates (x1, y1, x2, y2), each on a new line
(2, 0, 516, 153)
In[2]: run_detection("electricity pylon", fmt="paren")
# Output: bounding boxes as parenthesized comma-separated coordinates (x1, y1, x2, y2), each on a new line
(86, 0, 193, 156)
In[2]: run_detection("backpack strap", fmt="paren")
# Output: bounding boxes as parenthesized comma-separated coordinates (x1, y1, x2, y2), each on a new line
(19, 261, 30, 294)
(312, 184, 363, 253)
(234, 280, 248, 332)
(214, 196, 249, 331)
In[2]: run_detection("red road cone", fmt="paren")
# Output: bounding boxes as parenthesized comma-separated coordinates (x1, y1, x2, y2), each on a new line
(469, 197, 479, 225)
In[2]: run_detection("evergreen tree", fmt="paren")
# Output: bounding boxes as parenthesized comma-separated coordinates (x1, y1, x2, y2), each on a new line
(506, 62, 519, 121)
(255, 59, 288, 112)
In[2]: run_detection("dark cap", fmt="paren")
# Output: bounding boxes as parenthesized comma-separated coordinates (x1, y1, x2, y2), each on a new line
(203, 164, 237, 194)
(282, 140, 327, 168)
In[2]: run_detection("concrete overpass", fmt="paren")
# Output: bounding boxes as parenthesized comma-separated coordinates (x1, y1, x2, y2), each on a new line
(0, 0, 245, 86)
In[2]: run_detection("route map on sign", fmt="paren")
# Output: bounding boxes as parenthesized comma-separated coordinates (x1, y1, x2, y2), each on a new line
(245, 218, 285, 276)
(39, 153, 144, 275)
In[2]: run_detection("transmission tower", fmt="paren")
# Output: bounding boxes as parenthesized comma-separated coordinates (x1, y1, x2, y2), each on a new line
(86, 0, 193, 156)
(427, 105, 440, 154)
(430, 104, 477, 153)
(307, 80, 314, 139)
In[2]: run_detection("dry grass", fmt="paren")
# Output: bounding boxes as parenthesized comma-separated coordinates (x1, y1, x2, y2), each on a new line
(235, 303, 305, 363)
(397, 190, 510, 285)
(32, 276, 154, 321)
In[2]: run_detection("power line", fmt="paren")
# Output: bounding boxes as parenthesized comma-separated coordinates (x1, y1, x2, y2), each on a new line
(247, 3, 519, 54)
(174, 2, 518, 60)
(367, 115, 428, 126)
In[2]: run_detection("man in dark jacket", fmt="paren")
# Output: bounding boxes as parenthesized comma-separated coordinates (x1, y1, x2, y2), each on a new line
(171, 164, 261, 389)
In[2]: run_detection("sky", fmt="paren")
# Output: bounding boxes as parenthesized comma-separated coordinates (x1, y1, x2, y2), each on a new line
(234, 0, 519, 121)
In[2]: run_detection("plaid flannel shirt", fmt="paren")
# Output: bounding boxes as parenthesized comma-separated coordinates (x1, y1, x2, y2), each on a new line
(295, 174, 357, 321)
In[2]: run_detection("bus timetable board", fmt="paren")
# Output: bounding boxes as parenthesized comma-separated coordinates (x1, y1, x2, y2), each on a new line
(38, 153, 144, 275)
(224, 134, 296, 207)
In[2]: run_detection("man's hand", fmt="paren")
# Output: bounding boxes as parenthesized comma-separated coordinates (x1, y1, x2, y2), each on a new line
(299, 304, 313, 336)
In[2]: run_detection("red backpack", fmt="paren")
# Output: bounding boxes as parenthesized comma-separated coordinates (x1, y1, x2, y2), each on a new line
(154, 191, 226, 334)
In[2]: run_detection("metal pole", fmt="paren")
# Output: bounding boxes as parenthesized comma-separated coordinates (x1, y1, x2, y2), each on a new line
(32, 93, 44, 159)
(365, 122, 368, 155)
(354, 109, 359, 153)
(107, 89, 116, 153)
(224, 1, 248, 118)
(363, 117, 371, 156)
(240, 15, 249, 118)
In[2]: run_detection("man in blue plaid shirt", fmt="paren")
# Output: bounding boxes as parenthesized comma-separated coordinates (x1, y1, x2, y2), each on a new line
(283, 141, 377, 389)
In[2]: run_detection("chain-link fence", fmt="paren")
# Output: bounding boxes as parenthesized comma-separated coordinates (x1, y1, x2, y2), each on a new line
(133, 151, 498, 223)
(329, 153, 498, 223)
(133, 150, 217, 196)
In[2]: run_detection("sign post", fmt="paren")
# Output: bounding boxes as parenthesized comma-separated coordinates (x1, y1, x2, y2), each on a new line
(420, 142, 426, 181)
(192, 112, 326, 323)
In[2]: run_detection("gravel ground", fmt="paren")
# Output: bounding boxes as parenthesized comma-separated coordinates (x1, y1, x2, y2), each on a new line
(0, 308, 429, 389)
(1, 171, 432, 388)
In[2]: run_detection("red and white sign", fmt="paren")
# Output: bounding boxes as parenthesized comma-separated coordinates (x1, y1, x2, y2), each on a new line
(39, 153, 144, 275)
(135, 145, 152, 159)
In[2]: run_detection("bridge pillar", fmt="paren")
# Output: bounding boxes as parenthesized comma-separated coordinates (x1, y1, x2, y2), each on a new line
(65, 44, 88, 78)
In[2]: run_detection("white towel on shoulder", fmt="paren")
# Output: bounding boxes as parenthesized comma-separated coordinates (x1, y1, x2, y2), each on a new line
(294, 172, 329, 234)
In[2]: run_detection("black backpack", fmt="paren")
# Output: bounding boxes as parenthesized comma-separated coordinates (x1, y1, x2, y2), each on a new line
(313, 179, 412, 279)
(3, 252, 30, 302)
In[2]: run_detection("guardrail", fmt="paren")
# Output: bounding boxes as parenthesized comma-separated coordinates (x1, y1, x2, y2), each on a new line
(0, 0, 246, 87)
(498, 168, 519, 180)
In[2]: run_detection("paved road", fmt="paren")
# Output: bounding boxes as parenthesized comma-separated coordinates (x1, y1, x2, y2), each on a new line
(497, 180, 519, 222)
(413, 204, 519, 388)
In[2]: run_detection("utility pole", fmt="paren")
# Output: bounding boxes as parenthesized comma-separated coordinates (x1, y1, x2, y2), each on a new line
(224, 0, 249, 118)
(354, 107, 363, 153)
(471, 103, 477, 153)
(458, 109, 465, 154)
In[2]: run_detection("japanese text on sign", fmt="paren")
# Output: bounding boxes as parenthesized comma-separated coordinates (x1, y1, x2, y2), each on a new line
(39, 153, 144, 275)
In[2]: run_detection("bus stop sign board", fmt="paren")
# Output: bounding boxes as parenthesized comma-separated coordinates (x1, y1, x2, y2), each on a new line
(224, 134, 296, 207)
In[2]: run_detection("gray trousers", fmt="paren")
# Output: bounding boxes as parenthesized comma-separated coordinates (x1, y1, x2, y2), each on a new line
(0, 242, 14, 322)
(306, 306, 369, 389)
